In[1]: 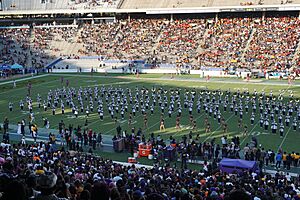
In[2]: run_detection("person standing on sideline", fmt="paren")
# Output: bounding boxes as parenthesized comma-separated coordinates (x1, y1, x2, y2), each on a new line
(21, 119, 25, 135)
(3, 117, 9, 134)
(275, 152, 283, 169)
(17, 122, 22, 135)
(21, 135, 26, 145)
(60, 76, 64, 85)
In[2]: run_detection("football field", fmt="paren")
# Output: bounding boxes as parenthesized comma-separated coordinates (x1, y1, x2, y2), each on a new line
(1, 73, 300, 153)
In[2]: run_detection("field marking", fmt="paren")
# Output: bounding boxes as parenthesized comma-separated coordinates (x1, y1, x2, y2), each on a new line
(261, 85, 268, 91)
(83, 115, 111, 127)
(239, 83, 291, 147)
(240, 119, 261, 146)
(277, 126, 292, 152)
(50, 112, 103, 129)
(203, 113, 235, 142)
(0, 74, 49, 86)
(0, 75, 60, 96)
(104, 111, 145, 134)
(137, 107, 182, 134)
(50, 73, 300, 87)
(172, 112, 207, 137)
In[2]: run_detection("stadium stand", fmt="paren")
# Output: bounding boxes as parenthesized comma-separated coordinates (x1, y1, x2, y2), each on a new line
(120, 0, 300, 9)
(1, 1, 300, 199)
(0, 27, 31, 67)
(198, 17, 253, 68)
(1, 0, 120, 10)
(244, 16, 300, 71)
(1, 15, 300, 74)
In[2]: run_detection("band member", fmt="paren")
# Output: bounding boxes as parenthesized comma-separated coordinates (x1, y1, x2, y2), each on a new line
(176, 115, 181, 130)
(160, 118, 165, 131)
(205, 123, 211, 133)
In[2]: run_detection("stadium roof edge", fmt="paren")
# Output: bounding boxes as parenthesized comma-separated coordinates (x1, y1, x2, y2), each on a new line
(1, 4, 300, 15)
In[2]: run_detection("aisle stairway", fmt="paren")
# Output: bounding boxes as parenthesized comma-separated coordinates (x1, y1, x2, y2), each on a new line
(196, 25, 211, 54)
(27, 27, 35, 67)
(291, 38, 300, 67)
(240, 28, 256, 62)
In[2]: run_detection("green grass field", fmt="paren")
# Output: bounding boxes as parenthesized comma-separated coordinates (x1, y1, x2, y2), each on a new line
(1, 73, 300, 153)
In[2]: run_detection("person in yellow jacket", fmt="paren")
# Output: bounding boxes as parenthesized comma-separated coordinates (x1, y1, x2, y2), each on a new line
(31, 124, 38, 143)
(282, 152, 287, 169)
(294, 153, 300, 167)
(160, 119, 165, 131)
(291, 152, 296, 166)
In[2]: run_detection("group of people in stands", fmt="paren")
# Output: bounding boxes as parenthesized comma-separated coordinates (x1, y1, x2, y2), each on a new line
(0, 27, 53, 73)
(1, 16, 300, 77)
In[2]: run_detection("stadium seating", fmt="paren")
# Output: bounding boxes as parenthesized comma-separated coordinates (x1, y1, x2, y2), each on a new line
(244, 17, 300, 71)
(1, 16, 300, 73)
(1, 0, 120, 10)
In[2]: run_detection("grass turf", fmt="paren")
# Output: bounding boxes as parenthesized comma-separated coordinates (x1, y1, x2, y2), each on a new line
(1, 73, 300, 153)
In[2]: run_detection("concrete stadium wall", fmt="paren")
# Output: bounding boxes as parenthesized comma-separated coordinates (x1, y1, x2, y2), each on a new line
(52, 68, 251, 78)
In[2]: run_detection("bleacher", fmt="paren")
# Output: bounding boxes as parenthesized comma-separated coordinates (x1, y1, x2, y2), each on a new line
(120, 0, 300, 9)
(2, 15, 300, 73)
(1, 0, 120, 11)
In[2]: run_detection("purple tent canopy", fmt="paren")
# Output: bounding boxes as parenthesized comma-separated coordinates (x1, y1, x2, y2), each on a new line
(219, 158, 259, 174)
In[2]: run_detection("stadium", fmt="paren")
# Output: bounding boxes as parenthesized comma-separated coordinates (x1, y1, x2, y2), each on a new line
(0, 0, 300, 199)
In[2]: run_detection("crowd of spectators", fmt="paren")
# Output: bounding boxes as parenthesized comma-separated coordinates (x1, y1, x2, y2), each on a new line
(33, 26, 78, 58)
(3, 0, 120, 11)
(157, 19, 206, 64)
(1, 139, 300, 200)
(59, 17, 300, 71)
(244, 17, 300, 72)
(114, 19, 164, 60)
(79, 22, 125, 59)
(0, 27, 56, 71)
(2, 16, 300, 73)
(0, 28, 31, 67)
(198, 17, 252, 68)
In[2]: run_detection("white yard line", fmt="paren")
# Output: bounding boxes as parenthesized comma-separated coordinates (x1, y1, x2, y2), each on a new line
(50, 73, 300, 87)
(277, 126, 292, 152)
(217, 79, 230, 90)
(261, 85, 268, 91)
(0, 74, 49, 86)
(203, 113, 235, 142)
(0, 75, 59, 96)
(274, 84, 293, 151)
(281, 84, 292, 96)
(240, 120, 261, 146)
(172, 112, 207, 137)
(104, 112, 144, 134)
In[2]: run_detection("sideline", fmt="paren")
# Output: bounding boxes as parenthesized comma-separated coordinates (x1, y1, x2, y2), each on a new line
(50, 73, 300, 87)
(0, 74, 49, 86)
(3, 130, 299, 176)
(7, 132, 113, 147)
